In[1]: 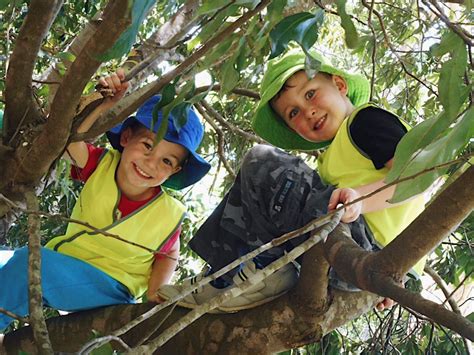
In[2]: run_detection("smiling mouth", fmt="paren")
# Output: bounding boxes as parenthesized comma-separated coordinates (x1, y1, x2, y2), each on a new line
(313, 115, 327, 130)
(133, 163, 152, 179)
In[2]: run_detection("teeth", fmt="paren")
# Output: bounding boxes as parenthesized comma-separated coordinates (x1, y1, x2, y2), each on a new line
(135, 164, 151, 178)
(314, 115, 326, 130)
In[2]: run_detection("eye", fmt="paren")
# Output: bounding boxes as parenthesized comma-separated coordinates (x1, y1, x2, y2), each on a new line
(143, 142, 153, 151)
(289, 108, 299, 120)
(305, 89, 315, 100)
(163, 158, 173, 167)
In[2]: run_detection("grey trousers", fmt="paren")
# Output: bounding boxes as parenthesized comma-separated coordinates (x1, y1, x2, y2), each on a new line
(189, 145, 376, 286)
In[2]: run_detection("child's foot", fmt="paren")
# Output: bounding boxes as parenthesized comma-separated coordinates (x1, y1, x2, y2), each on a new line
(217, 261, 299, 312)
(157, 271, 226, 313)
(157, 261, 299, 313)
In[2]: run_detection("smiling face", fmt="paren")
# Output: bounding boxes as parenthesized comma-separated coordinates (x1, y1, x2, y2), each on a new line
(271, 71, 354, 143)
(116, 126, 188, 200)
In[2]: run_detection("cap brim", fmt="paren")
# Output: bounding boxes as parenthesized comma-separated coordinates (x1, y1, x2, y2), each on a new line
(163, 149, 211, 190)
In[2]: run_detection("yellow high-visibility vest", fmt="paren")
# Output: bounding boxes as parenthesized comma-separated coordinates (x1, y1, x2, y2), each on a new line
(318, 103, 426, 277)
(46, 149, 186, 296)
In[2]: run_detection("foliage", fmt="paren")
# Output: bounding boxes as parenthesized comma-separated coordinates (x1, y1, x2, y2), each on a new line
(0, 0, 472, 352)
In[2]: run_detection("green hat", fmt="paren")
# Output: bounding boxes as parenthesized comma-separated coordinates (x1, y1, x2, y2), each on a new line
(252, 50, 370, 150)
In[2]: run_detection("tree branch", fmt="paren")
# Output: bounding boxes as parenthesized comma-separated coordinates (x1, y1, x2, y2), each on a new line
(424, 0, 473, 46)
(424, 265, 461, 313)
(3, 0, 131, 189)
(375, 165, 474, 278)
(4, 0, 63, 142)
(195, 102, 236, 179)
(372, 274, 474, 341)
(25, 190, 53, 354)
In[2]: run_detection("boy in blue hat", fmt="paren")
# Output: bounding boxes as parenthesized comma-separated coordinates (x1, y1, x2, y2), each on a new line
(158, 50, 426, 312)
(0, 71, 210, 330)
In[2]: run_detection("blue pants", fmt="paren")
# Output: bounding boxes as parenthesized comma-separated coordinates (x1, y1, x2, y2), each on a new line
(0, 247, 135, 331)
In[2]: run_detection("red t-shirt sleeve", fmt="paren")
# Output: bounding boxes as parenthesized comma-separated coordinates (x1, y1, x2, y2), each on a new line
(70, 144, 106, 182)
(155, 228, 181, 260)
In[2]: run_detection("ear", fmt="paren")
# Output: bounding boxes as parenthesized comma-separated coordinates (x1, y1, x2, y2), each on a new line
(332, 75, 348, 96)
(119, 127, 133, 148)
(171, 166, 182, 175)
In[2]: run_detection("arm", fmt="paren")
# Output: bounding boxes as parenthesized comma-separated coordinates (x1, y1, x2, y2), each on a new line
(64, 69, 129, 168)
(328, 159, 425, 223)
(146, 238, 180, 303)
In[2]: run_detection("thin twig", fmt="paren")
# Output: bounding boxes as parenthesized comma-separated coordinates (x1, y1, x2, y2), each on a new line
(0, 307, 29, 323)
(25, 190, 54, 354)
(0, 193, 175, 259)
(195, 102, 236, 179)
(424, 0, 473, 46)
(361, 0, 438, 97)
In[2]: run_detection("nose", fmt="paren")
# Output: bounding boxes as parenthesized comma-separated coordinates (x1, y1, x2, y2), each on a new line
(143, 149, 161, 171)
(304, 106, 317, 119)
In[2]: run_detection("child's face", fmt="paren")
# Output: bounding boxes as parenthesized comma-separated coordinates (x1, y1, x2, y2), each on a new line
(271, 71, 353, 143)
(117, 127, 188, 198)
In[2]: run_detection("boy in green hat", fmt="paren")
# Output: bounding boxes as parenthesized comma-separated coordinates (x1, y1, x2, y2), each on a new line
(158, 50, 426, 312)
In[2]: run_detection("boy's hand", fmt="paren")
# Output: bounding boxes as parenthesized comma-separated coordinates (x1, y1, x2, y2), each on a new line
(98, 68, 129, 105)
(376, 297, 395, 311)
(146, 291, 166, 304)
(328, 187, 362, 223)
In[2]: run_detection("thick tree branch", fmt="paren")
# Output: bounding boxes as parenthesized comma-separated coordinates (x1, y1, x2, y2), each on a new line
(3, 0, 131, 189)
(4, 0, 62, 142)
(375, 165, 474, 278)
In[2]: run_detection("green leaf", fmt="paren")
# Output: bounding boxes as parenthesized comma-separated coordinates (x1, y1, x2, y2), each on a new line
(98, 0, 156, 61)
(268, 0, 287, 24)
(438, 42, 468, 120)
(200, 35, 237, 69)
(429, 31, 462, 57)
(170, 102, 192, 131)
(220, 59, 240, 94)
(152, 101, 168, 145)
(390, 107, 474, 203)
(269, 10, 325, 59)
(220, 37, 245, 94)
(189, 77, 216, 104)
(188, 12, 227, 51)
(303, 48, 322, 79)
(0, 0, 9, 10)
(197, 0, 229, 16)
(57, 51, 76, 63)
(387, 112, 451, 183)
(335, 0, 359, 49)
(156, 82, 177, 111)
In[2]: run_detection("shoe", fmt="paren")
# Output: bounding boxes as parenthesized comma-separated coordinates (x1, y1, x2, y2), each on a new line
(218, 261, 299, 312)
(156, 271, 227, 313)
(157, 261, 299, 313)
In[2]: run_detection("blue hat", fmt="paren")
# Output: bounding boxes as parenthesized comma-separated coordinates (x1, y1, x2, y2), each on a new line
(106, 95, 211, 190)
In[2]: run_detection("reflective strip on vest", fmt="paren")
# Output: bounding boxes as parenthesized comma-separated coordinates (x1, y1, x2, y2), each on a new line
(317, 103, 426, 276)
(46, 149, 186, 296)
